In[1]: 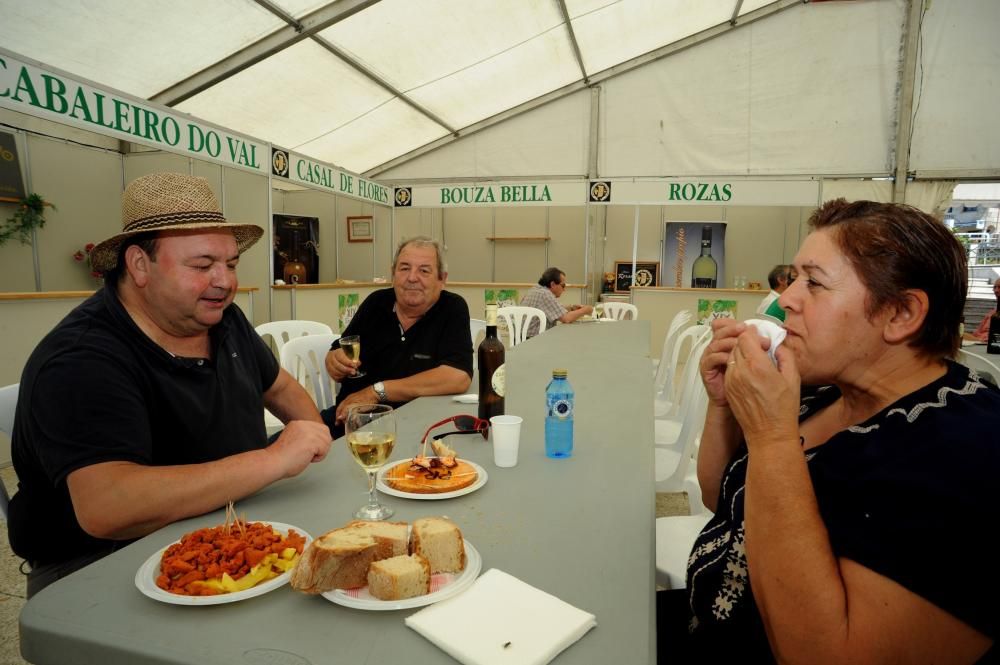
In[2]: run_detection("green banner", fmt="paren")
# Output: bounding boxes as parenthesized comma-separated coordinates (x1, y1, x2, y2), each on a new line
(1, 49, 265, 173)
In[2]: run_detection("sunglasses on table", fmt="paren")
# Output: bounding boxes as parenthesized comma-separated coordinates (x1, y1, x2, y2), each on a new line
(421, 415, 490, 445)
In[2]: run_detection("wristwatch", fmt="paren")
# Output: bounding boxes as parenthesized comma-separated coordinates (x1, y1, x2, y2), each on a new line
(372, 381, 388, 403)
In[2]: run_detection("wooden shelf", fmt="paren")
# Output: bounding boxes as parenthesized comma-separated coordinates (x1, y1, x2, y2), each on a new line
(486, 236, 550, 241)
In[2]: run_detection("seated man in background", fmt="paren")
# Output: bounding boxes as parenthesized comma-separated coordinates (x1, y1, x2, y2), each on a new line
(756, 264, 792, 317)
(322, 237, 472, 436)
(8, 173, 332, 597)
(519, 267, 593, 338)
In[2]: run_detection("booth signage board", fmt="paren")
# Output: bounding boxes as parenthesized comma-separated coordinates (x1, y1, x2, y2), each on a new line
(0, 49, 267, 174)
(397, 181, 587, 207)
(0, 129, 25, 202)
(613, 261, 659, 293)
(274, 147, 392, 207)
(591, 179, 820, 206)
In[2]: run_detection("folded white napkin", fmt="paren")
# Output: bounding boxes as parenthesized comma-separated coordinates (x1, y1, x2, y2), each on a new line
(743, 318, 786, 365)
(405, 568, 597, 665)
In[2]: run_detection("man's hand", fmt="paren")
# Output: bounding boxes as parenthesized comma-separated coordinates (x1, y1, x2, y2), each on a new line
(265, 420, 332, 478)
(334, 385, 379, 424)
(559, 305, 594, 324)
(325, 347, 360, 382)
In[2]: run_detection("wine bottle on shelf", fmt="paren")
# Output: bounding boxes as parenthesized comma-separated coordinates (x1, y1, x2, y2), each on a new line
(690, 225, 718, 288)
(478, 304, 506, 419)
(988, 296, 1000, 355)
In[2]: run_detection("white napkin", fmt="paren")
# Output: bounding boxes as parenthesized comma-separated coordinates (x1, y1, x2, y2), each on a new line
(743, 318, 786, 365)
(405, 568, 597, 665)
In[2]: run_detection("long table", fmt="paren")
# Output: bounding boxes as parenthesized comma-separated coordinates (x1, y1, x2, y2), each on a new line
(19, 320, 655, 665)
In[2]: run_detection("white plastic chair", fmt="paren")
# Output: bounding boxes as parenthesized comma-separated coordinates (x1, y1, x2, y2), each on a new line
(280, 334, 341, 411)
(654, 324, 711, 421)
(469, 319, 487, 370)
(601, 302, 638, 321)
(957, 348, 1000, 384)
(256, 321, 333, 434)
(655, 513, 714, 590)
(496, 306, 546, 347)
(655, 367, 710, 493)
(0, 383, 18, 519)
(654, 331, 712, 502)
(255, 320, 333, 359)
(652, 310, 692, 381)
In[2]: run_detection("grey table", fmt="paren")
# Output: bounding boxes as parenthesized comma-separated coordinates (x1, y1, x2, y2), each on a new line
(20, 320, 655, 665)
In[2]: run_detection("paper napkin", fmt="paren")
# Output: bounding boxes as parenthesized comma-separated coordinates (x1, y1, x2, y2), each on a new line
(744, 318, 787, 365)
(405, 568, 597, 665)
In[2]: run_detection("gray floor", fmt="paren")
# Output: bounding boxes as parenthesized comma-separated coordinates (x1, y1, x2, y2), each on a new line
(0, 463, 688, 665)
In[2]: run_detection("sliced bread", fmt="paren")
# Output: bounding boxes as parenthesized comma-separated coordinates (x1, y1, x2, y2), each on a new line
(367, 554, 431, 600)
(410, 516, 466, 574)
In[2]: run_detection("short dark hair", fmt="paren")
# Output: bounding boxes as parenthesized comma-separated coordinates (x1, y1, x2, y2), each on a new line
(539, 267, 565, 288)
(104, 233, 160, 285)
(767, 265, 790, 290)
(808, 198, 965, 358)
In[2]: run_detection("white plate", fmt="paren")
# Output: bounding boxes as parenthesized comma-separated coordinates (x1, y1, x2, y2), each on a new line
(134, 521, 312, 606)
(322, 540, 482, 611)
(376, 459, 488, 500)
(962, 339, 986, 347)
(451, 393, 479, 404)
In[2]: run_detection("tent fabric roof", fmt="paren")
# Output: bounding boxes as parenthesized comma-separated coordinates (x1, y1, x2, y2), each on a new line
(2, 0, 997, 182)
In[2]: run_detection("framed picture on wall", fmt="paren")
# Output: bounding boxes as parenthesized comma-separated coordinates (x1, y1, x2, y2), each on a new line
(347, 215, 373, 242)
(273, 214, 319, 284)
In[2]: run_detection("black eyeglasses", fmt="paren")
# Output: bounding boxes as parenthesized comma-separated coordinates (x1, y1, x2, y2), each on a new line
(421, 415, 489, 445)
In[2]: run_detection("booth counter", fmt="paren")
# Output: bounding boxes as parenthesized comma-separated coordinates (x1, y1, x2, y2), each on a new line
(631, 286, 775, 359)
(272, 281, 588, 331)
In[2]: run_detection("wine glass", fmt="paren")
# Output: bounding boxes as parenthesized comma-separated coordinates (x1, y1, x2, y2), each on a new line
(340, 334, 365, 378)
(345, 404, 395, 520)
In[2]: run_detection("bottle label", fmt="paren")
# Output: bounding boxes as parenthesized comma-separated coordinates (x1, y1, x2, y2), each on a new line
(491, 363, 506, 397)
(550, 398, 573, 419)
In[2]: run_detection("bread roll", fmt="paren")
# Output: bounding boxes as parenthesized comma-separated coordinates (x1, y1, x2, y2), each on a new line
(367, 554, 431, 600)
(410, 516, 466, 574)
(345, 520, 408, 559)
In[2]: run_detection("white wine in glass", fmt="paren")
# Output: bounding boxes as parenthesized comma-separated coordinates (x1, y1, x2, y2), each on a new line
(339, 334, 365, 378)
(345, 404, 395, 520)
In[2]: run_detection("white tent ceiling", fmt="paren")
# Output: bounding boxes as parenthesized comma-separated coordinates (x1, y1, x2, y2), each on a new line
(1, 0, 997, 183)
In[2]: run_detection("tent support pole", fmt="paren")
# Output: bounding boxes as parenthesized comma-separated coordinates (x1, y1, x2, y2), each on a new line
(892, 0, 924, 203)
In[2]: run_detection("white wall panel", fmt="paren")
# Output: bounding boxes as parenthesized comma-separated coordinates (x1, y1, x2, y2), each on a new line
(909, 0, 1000, 174)
(601, 1, 903, 177)
(379, 91, 591, 180)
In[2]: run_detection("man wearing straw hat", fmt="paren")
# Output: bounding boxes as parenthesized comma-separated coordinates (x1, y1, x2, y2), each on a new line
(7, 172, 332, 596)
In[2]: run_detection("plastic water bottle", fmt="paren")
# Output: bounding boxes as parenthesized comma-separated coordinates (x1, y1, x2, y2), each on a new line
(545, 369, 574, 458)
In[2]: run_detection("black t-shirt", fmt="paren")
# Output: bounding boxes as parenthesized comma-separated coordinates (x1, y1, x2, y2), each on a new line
(324, 288, 472, 412)
(685, 361, 1000, 661)
(8, 284, 279, 565)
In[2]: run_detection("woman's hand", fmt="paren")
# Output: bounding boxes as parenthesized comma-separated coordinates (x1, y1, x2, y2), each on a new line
(723, 327, 801, 447)
(700, 318, 747, 408)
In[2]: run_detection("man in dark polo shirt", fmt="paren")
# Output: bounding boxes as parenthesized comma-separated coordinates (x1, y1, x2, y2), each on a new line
(7, 173, 332, 596)
(322, 237, 473, 436)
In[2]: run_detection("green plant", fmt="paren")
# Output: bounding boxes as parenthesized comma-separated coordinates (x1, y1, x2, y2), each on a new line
(1, 193, 54, 246)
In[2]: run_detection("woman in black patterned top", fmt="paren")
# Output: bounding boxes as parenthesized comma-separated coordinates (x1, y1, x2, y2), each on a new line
(661, 199, 998, 664)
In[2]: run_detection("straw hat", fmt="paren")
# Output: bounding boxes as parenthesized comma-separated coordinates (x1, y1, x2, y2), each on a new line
(89, 172, 264, 273)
